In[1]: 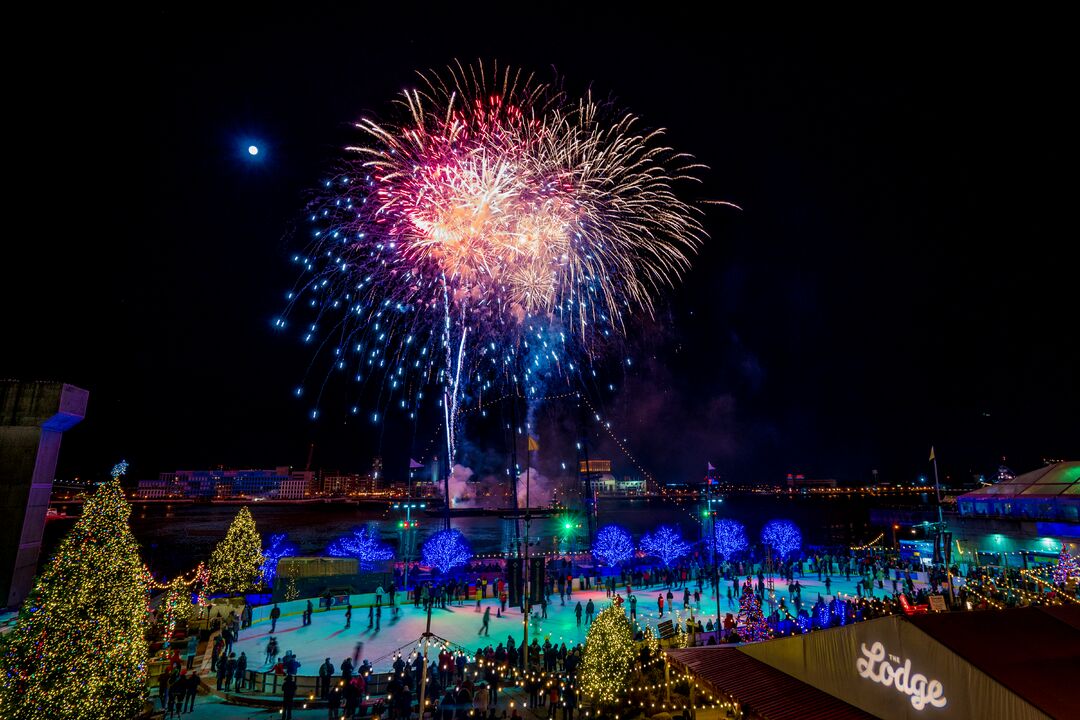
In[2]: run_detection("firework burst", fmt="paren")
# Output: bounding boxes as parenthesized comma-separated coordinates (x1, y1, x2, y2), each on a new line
(281, 60, 707, 450)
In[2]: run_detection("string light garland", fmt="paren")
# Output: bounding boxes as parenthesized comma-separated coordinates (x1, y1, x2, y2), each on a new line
(208, 506, 265, 593)
(0, 472, 149, 720)
(852, 533, 885, 551)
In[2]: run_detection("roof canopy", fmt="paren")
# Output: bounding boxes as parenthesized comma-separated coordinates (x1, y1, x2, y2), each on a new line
(959, 462, 1080, 499)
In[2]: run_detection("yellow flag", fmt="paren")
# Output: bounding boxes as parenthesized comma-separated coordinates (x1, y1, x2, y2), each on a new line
(929, 446, 936, 461)
(528, 436, 539, 452)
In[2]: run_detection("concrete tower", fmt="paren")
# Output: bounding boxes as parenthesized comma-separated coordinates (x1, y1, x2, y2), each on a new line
(0, 381, 88, 608)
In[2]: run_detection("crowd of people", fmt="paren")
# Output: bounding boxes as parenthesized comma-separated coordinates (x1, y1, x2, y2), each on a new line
(157, 542, 1075, 717)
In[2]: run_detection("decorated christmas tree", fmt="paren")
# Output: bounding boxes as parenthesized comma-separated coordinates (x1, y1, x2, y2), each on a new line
(1053, 542, 1078, 586)
(579, 605, 636, 706)
(209, 506, 265, 594)
(735, 578, 771, 642)
(0, 462, 149, 720)
(161, 575, 194, 649)
(283, 576, 301, 602)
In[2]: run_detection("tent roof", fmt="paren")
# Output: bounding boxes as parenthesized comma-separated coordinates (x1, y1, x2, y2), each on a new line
(906, 607, 1080, 719)
(665, 647, 876, 720)
(959, 461, 1080, 499)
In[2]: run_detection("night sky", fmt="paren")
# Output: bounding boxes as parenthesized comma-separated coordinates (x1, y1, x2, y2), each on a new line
(9, 14, 1076, 487)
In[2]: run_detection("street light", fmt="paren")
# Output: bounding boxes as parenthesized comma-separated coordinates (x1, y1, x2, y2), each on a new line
(393, 502, 426, 591)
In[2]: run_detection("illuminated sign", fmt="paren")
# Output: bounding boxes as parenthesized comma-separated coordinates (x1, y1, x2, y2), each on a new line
(856, 641, 947, 711)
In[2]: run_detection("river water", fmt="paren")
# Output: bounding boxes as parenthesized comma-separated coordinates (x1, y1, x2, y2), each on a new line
(42, 493, 937, 577)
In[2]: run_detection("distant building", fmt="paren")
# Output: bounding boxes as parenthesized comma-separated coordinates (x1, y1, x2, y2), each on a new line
(134, 479, 182, 499)
(592, 474, 647, 495)
(579, 459, 612, 474)
(785, 474, 838, 489)
(157, 466, 309, 500)
(320, 472, 380, 496)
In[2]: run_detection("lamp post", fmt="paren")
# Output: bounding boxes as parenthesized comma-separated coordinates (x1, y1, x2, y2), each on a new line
(393, 502, 425, 592)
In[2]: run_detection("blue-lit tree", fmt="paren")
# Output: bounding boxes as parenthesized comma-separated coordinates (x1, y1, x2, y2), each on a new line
(639, 525, 691, 567)
(592, 525, 634, 567)
(713, 519, 749, 561)
(761, 520, 801, 559)
(260, 533, 297, 587)
(421, 528, 472, 575)
(328, 526, 395, 570)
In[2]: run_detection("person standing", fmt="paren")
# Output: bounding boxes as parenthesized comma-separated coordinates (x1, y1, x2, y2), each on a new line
(320, 658, 335, 700)
(235, 651, 248, 692)
(479, 606, 491, 636)
(215, 655, 228, 691)
(629, 594, 637, 621)
(269, 603, 281, 633)
(185, 634, 199, 670)
(657, 594, 665, 617)
(575, 601, 582, 626)
(223, 653, 237, 691)
(327, 684, 342, 720)
(306, 599, 314, 626)
(282, 675, 297, 720)
(585, 599, 595, 625)
(345, 603, 353, 628)
(375, 585, 385, 606)
(210, 635, 223, 672)
(182, 671, 199, 713)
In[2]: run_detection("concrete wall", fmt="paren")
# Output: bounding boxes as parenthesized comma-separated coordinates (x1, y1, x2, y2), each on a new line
(0, 381, 87, 608)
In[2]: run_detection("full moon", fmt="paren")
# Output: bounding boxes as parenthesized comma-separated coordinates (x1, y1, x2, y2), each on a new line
(248, 145, 259, 156)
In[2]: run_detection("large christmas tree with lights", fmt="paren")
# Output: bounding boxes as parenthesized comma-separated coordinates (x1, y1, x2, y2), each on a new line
(209, 506, 264, 593)
(0, 463, 149, 720)
(580, 605, 636, 706)
(735, 578, 770, 642)
(1053, 543, 1077, 586)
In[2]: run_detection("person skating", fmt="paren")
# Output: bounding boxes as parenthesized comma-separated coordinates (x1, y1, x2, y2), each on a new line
(657, 593, 665, 617)
(269, 603, 281, 633)
(264, 636, 278, 666)
(585, 598, 594, 624)
(575, 601, 583, 626)
(345, 603, 352, 628)
(479, 606, 491, 636)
